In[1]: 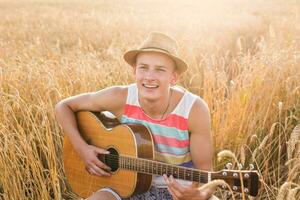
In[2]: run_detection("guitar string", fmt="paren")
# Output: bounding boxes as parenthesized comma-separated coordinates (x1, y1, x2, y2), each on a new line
(97, 153, 248, 194)
(103, 153, 207, 174)
(100, 154, 209, 179)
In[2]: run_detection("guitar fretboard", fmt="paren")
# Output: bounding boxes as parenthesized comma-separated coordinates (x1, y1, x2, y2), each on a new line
(107, 155, 209, 183)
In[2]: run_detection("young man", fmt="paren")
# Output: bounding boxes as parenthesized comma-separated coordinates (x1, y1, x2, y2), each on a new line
(55, 32, 218, 200)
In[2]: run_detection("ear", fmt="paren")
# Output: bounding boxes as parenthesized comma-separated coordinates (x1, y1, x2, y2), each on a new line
(170, 70, 179, 86)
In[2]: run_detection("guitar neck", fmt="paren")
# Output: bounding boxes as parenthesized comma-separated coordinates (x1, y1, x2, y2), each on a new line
(103, 151, 260, 197)
(115, 155, 210, 183)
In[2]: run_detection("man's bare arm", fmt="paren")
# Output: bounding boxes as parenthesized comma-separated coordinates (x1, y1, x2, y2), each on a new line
(188, 97, 214, 198)
(189, 98, 213, 171)
(163, 97, 215, 200)
(55, 86, 127, 176)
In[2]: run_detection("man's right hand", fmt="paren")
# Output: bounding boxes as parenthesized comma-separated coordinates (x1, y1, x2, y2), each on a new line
(77, 144, 112, 176)
(54, 87, 127, 177)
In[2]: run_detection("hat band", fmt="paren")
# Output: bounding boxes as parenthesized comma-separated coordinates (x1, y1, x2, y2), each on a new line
(140, 47, 171, 54)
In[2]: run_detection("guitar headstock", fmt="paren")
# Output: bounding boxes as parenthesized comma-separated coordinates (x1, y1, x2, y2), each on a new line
(212, 167, 260, 197)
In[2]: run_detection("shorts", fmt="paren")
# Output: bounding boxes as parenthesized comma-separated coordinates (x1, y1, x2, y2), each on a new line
(99, 186, 219, 200)
(99, 186, 172, 200)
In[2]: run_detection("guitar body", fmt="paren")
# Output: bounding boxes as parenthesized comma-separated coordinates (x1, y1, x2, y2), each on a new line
(64, 112, 261, 198)
(63, 111, 155, 198)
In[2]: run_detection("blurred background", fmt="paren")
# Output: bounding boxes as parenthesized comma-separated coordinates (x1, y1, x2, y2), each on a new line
(0, 0, 299, 199)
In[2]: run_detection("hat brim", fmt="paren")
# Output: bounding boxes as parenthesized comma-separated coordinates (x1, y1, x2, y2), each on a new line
(123, 49, 188, 74)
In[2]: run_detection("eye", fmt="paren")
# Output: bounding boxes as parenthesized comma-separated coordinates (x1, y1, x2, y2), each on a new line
(157, 68, 166, 72)
(138, 65, 148, 70)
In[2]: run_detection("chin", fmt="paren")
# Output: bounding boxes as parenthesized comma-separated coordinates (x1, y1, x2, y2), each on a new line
(140, 92, 160, 101)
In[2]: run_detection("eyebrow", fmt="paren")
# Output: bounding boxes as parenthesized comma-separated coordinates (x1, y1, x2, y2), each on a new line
(156, 66, 166, 69)
(137, 63, 166, 68)
(137, 63, 148, 66)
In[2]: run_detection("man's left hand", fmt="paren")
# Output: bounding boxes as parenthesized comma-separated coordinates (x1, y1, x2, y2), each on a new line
(163, 174, 213, 200)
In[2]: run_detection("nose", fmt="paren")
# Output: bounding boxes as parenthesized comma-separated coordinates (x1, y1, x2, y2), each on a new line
(144, 69, 156, 80)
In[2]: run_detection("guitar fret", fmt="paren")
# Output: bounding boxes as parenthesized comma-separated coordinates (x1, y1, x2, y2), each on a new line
(133, 157, 135, 171)
(129, 157, 132, 171)
(146, 160, 148, 173)
(186, 169, 191, 181)
(165, 164, 168, 175)
(185, 169, 188, 181)
(165, 165, 168, 176)
(151, 161, 154, 174)
(136, 157, 139, 172)
(130, 157, 133, 171)
(159, 163, 162, 175)
(153, 161, 155, 174)
(120, 157, 122, 169)
(166, 165, 169, 176)
(151, 161, 153, 174)
(149, 160, 152, 174)
(128, 157, 130, 170)
(178, 168, 182, 179)
(172, 166, 176, 178)
(142, 159, 145, 172)
(126, 157, 129, 170)
(162, 164, 165, 175)
(145, 159, 148, 173)
(168, 165, 172, 176)
(194, 170, 199, 182)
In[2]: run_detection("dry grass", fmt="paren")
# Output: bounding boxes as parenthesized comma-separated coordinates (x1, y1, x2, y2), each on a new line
(0, 0, 299, 199)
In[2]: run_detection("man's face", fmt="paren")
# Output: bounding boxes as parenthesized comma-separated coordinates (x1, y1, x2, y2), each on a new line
(134, 51, 178, 101)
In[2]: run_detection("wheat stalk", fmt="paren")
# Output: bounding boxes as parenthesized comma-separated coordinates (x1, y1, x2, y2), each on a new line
(276, 182, 292, 200)
(217, 150, 238, 164)
(286, 187, 300, 200)
(200, 180, 236, 200)
(287, 125, 300, 161)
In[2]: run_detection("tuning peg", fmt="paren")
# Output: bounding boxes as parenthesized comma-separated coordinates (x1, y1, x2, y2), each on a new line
(232, 186, 238, 191)
(226, 162, 233, 169)
(238, 163, 243, 170)
(249, 164, 255, 170)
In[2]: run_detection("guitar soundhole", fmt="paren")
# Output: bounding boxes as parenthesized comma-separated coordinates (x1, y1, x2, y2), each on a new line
(101, 147, 119, 172)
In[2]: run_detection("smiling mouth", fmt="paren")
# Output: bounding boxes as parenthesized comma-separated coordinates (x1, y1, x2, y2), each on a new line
(142, 84, 159, 89)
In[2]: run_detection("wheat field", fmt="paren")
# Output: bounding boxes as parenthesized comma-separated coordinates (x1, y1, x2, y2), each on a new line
(0, 0, 299, 199)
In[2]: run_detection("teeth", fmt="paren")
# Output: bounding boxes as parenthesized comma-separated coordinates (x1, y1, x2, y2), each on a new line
(143, 84, 158, 88)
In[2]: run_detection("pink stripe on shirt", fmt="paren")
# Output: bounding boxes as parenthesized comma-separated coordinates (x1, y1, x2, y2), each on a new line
(124, 104, 188, 130)
(152, 134, 189, 148)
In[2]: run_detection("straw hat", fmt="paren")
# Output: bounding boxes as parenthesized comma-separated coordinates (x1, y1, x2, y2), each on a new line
(123, 32, 188, 74)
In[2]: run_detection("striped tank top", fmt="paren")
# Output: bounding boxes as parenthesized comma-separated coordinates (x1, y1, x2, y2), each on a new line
(120, 84, 198, 186)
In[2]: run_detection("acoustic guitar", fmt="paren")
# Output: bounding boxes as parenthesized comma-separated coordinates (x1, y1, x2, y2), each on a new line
(63, 111, 260, 198)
